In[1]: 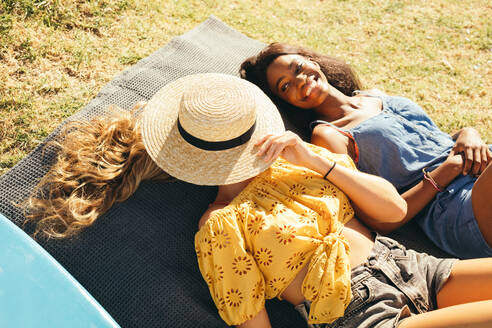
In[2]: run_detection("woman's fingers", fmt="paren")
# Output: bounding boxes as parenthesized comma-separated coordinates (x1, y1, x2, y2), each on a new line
(263, 140, 281, 162)
(463, 148, 474, 175)
(477, 146, 491, 176)
(471, 148, 482, 176)
(265, 143, 284, 163)
(256, 134, 288, 162)
(264, 133, 295, 162)
(255, 131, 310, 165)
(255, 134, 275, 157)
(478, 147, 487, 175)
(255, 134, 272, 148)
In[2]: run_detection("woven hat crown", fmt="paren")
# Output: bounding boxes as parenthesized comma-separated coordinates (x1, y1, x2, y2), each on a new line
(179, 75, 257, 142)
(141, 73, 285, 185)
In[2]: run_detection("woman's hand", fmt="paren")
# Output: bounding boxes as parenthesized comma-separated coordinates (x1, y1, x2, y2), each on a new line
(442, 149, 464, 176)
(255, 131, 313, 166)
(425, 150, 463, 192)
(452, 128, 492, 176)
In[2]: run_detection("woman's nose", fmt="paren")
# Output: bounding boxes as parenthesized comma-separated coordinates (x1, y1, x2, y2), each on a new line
(294, 72, 306, 86)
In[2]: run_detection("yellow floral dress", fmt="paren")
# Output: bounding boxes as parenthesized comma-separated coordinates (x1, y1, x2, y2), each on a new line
(195, 145, 356, 325)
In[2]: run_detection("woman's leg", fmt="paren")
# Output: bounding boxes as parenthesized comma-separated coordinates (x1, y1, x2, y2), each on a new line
(398, 301, 492, 328)
(472, 162, 492, 246)
(399, 258, 492, 328)
(437, 258, 492, 307)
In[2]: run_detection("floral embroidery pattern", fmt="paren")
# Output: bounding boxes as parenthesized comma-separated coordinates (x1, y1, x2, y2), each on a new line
(247, 215, 265, 236)
(252, 280, 265, 300)
(200, 236, 213, 258)
(261, 176, 279, 188)
(299, 169, 314, 181)
(241, 313, 255, 322)
(303, 208, 319, 220)
(303, 283, 319, 299)
(249, 200, 261, 210)
(255, 187, 270, 198)
(254, 247, 273, 267)
(205, 272, 213, 287)
(213, 230, 231, 250)
(235, 205, 248, 223)
(289, 183, 307, 196)
(275, 224, 296, 245)
(214, 264, 224, 282)
(318, 310, 333, 320)
(297, 213, 316, 225)
(286, 251, 307, 271)
(320, 289, 334, 299)
(225, 288, 243, 307)
(318, 184, 336, 197)
(342, 202, 348, 213)
(270, 201, 287, 215)
(267, 277, 286, 293)
(239, 199, 259, 212)
(232, 256, 253, 276)
(338, 288, 346, 301)
(335, 260, 345, 273)
(214, 292, 226, 312)
(343, 203, 354, 221)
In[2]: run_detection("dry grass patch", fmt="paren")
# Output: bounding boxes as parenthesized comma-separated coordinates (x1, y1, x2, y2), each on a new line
(1, 0, 491, 176)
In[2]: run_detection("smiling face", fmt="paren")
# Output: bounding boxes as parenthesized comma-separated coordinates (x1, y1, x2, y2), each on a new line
(266, 54, 330, 109)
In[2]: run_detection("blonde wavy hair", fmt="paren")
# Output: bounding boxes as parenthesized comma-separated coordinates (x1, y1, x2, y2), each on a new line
(24, 103, 169, 238)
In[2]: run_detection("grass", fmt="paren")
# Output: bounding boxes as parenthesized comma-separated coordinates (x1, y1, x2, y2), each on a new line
(1, 0, 491, 176)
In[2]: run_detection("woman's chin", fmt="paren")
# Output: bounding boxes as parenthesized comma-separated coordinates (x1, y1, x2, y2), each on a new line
(300, 91, 325, 109)
(297, 99, 321, 110)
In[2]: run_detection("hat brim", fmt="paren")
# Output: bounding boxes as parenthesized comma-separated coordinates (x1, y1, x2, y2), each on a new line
(141, 73, 285, 186)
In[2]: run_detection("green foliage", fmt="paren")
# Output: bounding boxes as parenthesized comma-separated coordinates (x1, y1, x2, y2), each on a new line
(119, 54, 142, 65)
(15, 38, 37, 62)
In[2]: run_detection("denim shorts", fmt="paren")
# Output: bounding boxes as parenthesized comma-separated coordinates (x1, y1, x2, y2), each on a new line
(419, 173, 492, 259)
(294, 235, 458, 328)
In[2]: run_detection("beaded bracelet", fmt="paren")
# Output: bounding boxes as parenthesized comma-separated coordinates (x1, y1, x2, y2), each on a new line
(422, 168, 443, 192)
(323, 162, 337, 180)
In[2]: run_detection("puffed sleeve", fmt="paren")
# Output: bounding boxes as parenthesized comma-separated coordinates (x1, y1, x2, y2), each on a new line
(194, 207, 265, 326)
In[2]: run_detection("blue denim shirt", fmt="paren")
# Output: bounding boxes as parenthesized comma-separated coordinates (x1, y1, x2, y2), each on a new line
(350, 96, 456, 192)
(312, 96, 456, 191)
(311, 95, 492, 258)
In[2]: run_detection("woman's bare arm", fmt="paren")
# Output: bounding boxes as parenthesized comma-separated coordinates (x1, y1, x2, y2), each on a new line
(300, 147, 407, 229)
(256, 132, 407, 229)
(309, 127, 465, 233)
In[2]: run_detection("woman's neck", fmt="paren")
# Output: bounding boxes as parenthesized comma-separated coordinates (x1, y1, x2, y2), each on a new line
(214, 177, 254, 204)
(314, 85, 361, 122)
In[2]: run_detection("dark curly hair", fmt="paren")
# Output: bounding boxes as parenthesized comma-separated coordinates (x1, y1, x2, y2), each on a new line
(240, 42, 362, 98)
(239, 43, 362, 139)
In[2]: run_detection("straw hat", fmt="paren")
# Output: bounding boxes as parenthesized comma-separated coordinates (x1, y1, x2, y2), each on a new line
(141, 73, 285, 186)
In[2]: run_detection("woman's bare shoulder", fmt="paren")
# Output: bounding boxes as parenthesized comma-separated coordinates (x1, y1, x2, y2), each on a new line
(311, 124, 350, 155)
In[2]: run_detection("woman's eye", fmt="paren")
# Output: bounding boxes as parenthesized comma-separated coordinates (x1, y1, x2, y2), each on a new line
(281, 82, 289, 92)
(295, 62, 303, 74)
